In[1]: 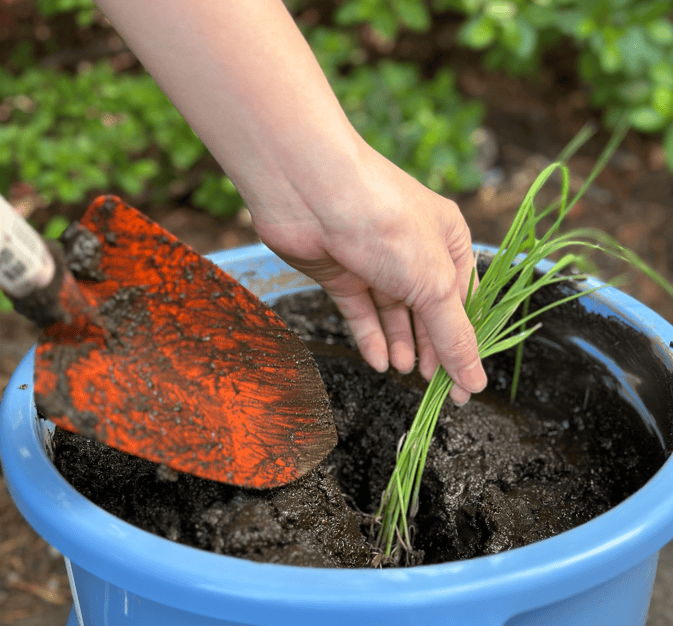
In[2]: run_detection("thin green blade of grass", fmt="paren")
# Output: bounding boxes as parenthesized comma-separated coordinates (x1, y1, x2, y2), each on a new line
(556, 122, 598, 163)
(564, 121, 629, 216)
(478, 323, 542, 360)
(569, 228, 673, 298)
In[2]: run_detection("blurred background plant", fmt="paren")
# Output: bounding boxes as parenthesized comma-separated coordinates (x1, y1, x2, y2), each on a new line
(4, 0, 673, 219)
(334, 0, 673, 166)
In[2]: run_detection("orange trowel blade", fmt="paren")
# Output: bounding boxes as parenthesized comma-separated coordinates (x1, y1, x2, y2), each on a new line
(34, 195, 336, 488)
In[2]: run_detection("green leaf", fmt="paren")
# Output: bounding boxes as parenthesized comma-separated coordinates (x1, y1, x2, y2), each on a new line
(379, 61, 417, 93)
(459, 14, 497, 49)
(455, 163, 484, 190)
(652, 85, 673, 117)
(75, 6, 97, 27)
(43, 215, 70, 240)
(618, 27, 661, 76)
(371, 7, 399, 42)
(628, 105, 666, 131)
(649, 60, 673, 87)
(431, 143, 458, 169)
(309, 28, 360, 76)
(10, 41, 36, 71)
(0, 144, 11, 166)
(131, 158, 160, 180)
(73, 164, 108, 189)
(599, 41, 623, 74)
(20, 159, 41, 181)
(647, 18, 673, 45)
(170, 138, 204, 170)
(192, 173, 242, 217)
(484, 0, 517, 22)
(522, 4, 557, 29)
(501, 17, 538, 60)
(334, 0, 370, 25)
(115, 171, 145, 197)
(395, 0, 431, 31)
(458, 0, 485, 11)
(577, 48, 598, 81)
(369, 130, 396, 157)
(55, 177, 86, 203)
(555, 11, 596, 40)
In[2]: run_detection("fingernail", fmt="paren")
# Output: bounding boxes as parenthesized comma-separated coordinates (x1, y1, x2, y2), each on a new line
(461, 362, 487, 394)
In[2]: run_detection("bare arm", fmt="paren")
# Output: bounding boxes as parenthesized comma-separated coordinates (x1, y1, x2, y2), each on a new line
(93, 0, 487, 403)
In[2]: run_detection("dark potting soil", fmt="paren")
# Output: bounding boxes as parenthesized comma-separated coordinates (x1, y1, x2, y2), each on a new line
(52, 285, 672, 568)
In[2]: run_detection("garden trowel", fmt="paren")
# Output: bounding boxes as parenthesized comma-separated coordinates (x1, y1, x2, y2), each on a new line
(0, 194, 336, 488)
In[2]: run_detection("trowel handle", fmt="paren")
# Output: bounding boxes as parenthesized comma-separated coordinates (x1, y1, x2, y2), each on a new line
(0, 194, 55, 298)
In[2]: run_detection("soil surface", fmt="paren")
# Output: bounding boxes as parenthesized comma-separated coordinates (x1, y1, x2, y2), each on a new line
(52, 286, 669, 568)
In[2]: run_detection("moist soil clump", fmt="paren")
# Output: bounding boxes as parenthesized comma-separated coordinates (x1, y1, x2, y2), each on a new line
(52, 288, 669, 567)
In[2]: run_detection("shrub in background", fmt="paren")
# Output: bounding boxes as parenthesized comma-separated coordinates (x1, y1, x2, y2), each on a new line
(5, 0, 672, 234)
(36, 0, 97, 26)
(337, 0, 673, 169)
(0, 60, 245, 216)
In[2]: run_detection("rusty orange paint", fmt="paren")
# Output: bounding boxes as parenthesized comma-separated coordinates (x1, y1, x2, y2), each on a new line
(34, 195, 336, 488)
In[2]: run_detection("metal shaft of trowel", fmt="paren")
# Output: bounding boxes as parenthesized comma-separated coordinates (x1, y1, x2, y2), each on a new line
(0, 194, 56, 299)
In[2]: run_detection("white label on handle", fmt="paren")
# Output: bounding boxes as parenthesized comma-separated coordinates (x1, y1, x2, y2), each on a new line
(0, 196, 55, 298)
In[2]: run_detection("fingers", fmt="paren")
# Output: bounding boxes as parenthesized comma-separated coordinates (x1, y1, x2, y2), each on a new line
(329, 264, 486, 407)
(415, 310, 482, 406)
(372, 290, 415, 374)
(441, 215, 486, 404)
(324, 285, 389, 374)
(413, 316, 438, 381)
(321, 232, 485, 401)
(327, 287, 418, 375)
(330, 282, 484, 404)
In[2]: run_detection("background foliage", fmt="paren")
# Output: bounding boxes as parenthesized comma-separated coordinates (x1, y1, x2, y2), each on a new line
(2, 0, 672, 221)
(337, 0, 673, 168)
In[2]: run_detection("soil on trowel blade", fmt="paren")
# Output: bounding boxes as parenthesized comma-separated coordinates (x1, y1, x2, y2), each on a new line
(52, 287, 670, 567)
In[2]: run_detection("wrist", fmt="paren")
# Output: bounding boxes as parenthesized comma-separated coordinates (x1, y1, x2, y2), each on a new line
(242, 125, 373, 230)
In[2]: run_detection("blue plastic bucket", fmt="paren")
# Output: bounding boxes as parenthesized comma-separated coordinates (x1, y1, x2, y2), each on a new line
(1, 243, 673, 626)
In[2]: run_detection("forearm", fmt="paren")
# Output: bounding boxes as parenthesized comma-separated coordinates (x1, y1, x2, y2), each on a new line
(94, 0, 364, 223)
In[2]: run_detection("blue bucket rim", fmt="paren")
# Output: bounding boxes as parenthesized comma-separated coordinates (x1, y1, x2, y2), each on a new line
(2, 242, 673, 624)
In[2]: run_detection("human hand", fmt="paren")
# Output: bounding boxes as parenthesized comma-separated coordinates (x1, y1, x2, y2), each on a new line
(252, 145, 487, 406)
